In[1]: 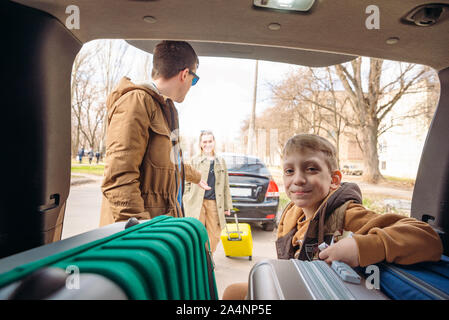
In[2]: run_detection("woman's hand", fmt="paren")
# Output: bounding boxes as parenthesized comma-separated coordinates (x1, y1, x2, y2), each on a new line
(198, 180, 211, 190)
(318, 238, 360, 267)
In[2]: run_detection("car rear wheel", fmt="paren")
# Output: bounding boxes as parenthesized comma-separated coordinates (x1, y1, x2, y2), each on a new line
(261, 221, 275, 231)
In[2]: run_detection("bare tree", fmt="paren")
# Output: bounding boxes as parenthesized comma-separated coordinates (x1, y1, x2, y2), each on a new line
(396, 66, 440, 128)
(334, 57, 427, 183)
(268, 67, 349, 167)
(259, 58, 434, 183)
(71, 44, 99, 157)
(94, 40, 132, 155)
(71, 40, 153, 160)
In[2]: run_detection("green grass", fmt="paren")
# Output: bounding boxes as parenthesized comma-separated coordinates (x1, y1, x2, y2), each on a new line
(363, 195, 410, 216)
(383, 175, 415, 188)
(362, 197, 384, 212)
(279, 192, 291, 213)
(71, 163, 105, 176)
(384, 175, 415, 183)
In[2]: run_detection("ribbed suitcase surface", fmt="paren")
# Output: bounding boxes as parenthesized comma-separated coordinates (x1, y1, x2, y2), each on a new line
(248, 259, 388, 300)
(0, 216, 218, 300)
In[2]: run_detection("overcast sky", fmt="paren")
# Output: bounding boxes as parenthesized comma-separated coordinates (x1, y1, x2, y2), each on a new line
(176, 57, 296, 143)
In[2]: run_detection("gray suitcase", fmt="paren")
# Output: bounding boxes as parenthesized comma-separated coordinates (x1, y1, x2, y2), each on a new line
(248, 259, 388, 300)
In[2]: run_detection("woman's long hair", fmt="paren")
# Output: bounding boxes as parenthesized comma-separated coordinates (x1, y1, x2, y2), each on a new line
(199, 130, 215, 156)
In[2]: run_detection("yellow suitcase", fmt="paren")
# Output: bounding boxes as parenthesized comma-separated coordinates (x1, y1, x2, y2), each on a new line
(221, 214, 253, 260)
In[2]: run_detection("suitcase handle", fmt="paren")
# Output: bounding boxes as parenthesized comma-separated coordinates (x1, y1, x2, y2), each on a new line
(225, 213, 242, 241)
(234, 213, 240, 232)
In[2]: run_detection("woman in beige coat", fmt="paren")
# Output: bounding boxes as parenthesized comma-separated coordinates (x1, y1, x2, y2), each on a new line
(183, 130, 233, 254)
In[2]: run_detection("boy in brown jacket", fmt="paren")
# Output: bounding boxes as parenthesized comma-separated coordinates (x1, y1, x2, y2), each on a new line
(222, 133, 443, 299)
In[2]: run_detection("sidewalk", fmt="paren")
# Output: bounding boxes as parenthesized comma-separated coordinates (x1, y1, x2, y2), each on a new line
(347, 177, 413, 200)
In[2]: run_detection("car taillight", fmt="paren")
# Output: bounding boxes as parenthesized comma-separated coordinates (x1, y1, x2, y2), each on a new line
(265, 180, 279, 198)
(265, 214, 275, 219)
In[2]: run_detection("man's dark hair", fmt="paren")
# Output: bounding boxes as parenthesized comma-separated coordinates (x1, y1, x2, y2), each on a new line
(151, 41, 199, 80)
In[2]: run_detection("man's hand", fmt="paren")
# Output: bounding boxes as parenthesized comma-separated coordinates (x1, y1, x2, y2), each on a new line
(224, 210, 231, 216)
(198, 180, 211, 190)
(318, 238, 360, 267)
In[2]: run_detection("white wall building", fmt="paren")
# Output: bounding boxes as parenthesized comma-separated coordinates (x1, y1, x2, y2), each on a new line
(378, 86, 433, 179)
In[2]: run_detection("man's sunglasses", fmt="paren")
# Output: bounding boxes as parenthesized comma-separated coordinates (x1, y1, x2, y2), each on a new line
(189, 70, 200, 86)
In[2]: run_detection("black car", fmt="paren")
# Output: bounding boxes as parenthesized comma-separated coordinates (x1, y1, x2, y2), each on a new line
(222, 153, 279, 231)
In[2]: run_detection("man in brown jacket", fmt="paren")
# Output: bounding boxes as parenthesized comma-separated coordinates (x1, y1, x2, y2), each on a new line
(100, 41, 210, 226)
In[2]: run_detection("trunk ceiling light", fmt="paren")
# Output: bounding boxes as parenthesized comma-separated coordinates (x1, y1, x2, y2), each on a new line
(268, 22, 281, 30)
(386, 37, 400, 45)
(143, 16, 157, 23)
(253, 0, 315, 12)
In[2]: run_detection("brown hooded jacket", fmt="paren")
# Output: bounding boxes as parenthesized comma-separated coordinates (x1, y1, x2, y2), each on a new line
(99, 77, 201, 226)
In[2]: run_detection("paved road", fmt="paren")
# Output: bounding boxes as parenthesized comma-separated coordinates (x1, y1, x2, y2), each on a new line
(61, 180, 103, 240)
(62, 176, 277, 298)
(214, 225, 277, 298)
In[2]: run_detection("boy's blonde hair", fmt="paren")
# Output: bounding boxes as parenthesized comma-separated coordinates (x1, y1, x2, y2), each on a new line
(282, 134, 338, 173)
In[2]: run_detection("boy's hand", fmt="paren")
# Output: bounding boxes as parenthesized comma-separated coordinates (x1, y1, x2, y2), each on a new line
(318, 238, 360, 267)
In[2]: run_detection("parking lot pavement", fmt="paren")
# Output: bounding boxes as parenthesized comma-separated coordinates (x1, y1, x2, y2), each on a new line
(62, 180, 102, 239)
(213, 224, 278, 299)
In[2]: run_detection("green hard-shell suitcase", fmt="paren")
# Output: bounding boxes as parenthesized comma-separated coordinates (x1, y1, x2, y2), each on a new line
(0, 216, 218, 300)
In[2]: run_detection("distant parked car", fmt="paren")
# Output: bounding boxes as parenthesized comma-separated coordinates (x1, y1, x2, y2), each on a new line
(222, 153, 280, 231)
(342, 164, 363, 176)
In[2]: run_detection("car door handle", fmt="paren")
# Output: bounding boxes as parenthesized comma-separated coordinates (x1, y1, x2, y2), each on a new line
(38, 194, 60, 212)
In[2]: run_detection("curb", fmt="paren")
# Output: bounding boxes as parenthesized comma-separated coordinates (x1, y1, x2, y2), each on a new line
(70, 174, 103, 186)
(70, 178, 97, 186)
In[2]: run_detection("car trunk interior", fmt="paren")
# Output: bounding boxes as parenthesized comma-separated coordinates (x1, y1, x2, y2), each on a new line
(1, 0, 449, 257)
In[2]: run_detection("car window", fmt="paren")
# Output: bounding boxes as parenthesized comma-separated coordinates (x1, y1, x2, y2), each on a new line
(223, 155, 271, 176)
